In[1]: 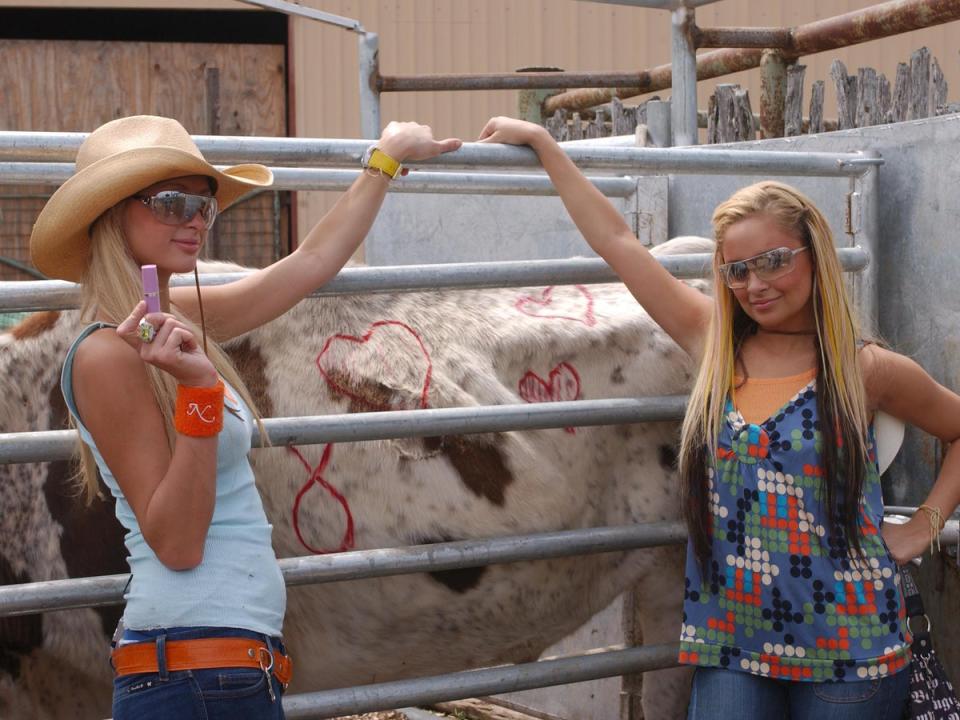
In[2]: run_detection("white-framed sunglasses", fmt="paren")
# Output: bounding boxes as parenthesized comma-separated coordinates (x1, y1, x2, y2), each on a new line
(718, 246, 809, 289)
(134, 191, 219, 229)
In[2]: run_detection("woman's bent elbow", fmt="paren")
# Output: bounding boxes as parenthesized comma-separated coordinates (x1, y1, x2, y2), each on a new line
(154, 543, 205, 571)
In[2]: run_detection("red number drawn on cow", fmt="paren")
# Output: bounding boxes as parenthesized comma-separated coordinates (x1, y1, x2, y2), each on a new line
(288, 444, 355, 554)
(514, 285, 596, 327)
(518, 362, 582, 434)
(317, 320, 432, 410)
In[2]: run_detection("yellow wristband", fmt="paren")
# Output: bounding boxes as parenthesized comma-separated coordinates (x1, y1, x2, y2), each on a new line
(361, 146, 402, 179)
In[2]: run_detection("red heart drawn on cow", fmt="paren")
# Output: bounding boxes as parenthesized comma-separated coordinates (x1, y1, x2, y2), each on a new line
(317, 320, 432, 410)
(514, 285, 596, 326)
(518, 362, 581, 434)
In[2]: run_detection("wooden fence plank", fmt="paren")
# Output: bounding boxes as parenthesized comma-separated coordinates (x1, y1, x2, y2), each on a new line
(808, 79, 825, 134)
(587, 107, 605, 139)
(830, 59, 857, 130)
(908, 46, 931, 120)
(706, 91, 718, 144)
(734, 88, 755, 141)
(611, 97, 636, 136)
(570, 112, 583, 140)
(932, 57, 948, 114)
(546, 108, 567, 141)
(891, 62, 910, 123)
(855, 67, 879, 128)
(785, 63, 806, 137)
(715, 83, 737, 143)
(878, 73, 892, 124)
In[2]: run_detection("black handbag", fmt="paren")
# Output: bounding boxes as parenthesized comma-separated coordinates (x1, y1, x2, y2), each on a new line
(901, 564, 960, 719)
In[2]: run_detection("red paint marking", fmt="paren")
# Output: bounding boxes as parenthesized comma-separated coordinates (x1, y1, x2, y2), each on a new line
(288, 444, 355, 554)
(316, 320, 432, 410)
(518, 361, 582, 434)
(514, 285, 596, 326)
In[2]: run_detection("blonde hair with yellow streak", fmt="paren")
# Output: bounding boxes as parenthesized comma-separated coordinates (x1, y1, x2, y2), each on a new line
(72, 204, 266, 501)
(680, 180, 871, 564)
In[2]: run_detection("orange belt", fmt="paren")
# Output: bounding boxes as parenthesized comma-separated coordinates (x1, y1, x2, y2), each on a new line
(111, 637, 293, 687)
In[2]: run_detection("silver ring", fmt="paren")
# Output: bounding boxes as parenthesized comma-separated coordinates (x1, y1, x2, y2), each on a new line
(137, 318, 156, 344)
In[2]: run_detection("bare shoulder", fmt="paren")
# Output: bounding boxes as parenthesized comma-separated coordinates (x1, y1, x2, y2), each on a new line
(858, 343, 910, 407)
(857, 343, 960, 441)
(857, 341, 890, 384)
(74, 327, 140, 378)
(72, 328, 153, 416)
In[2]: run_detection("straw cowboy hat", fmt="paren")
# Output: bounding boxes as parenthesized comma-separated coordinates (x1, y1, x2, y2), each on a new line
(30, 115, 273, 282)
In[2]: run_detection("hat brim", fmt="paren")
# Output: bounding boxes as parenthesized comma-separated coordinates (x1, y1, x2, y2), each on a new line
(30, 146, 273, 281)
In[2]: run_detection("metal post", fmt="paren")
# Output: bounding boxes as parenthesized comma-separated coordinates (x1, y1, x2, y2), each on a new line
(645, 100, 672, 147)
(759, 49, 787, 139)
(358, 32, 381, 139)
(851, 151, 881, 337)
(670, 7, 698, 146)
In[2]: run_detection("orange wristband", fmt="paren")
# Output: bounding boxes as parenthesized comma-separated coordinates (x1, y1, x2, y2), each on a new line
(174, 380, 225, 437)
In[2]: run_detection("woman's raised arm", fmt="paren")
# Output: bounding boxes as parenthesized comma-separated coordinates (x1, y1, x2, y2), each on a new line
(172, 122, 461, 340)
(478, 117, 712, 356)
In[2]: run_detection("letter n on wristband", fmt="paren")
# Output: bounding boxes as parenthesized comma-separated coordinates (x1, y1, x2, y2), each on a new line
(175, 380, 225, 437)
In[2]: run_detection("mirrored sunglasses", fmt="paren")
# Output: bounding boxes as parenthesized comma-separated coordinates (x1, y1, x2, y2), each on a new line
(134, 191, 219, 229)
(718, 246, 809, 289)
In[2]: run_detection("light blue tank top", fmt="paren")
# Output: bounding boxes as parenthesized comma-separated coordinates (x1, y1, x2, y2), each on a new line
(61, 323, 285, 637)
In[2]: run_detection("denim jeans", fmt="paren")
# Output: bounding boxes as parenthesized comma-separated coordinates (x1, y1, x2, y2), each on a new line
(111, 627, 286, 720)
(687, 666, 909, 720)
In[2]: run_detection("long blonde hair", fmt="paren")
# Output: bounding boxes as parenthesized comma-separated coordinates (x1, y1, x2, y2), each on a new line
(679, 181, 871, 566)
(73, 203, 265, 501)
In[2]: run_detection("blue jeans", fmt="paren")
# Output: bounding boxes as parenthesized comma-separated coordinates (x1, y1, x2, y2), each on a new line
(687, 667, 909, 720)
(111, 627, 286, 720)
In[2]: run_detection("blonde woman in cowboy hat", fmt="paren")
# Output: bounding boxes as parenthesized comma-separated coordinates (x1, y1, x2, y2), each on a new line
(30, 114, 460, 719)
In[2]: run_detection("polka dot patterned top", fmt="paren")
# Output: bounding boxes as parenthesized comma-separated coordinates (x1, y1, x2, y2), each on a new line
(678, 378, 911, 683)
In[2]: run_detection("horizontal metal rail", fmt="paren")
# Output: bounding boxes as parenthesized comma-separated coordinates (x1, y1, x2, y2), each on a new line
(582, 0, 721, 8)
(0, 163, 637, 197)
(3, 512, 949, 617)
(0, 523, 688, 616)
(281, 643, 682, 719)
(0, 247, 870, 312)
(0, 396, 690, 465)
(0, 134, 881, 176)
(694, 26, 794, 49)
(379, 71, 662, 92)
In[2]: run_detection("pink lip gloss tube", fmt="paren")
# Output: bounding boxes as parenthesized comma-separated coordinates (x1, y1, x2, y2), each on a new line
(141, 264, 161, 314)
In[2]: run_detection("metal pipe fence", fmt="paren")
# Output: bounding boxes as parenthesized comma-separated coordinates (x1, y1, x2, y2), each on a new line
(0, 247, 870, 313)
(0, 162, 639, 197)
(0, 523, 689, 616)
(0, 396, 690, 465)
(282, 644, 683, 719)
(0, 126, 882, 718)
(0, 133, 882, 175)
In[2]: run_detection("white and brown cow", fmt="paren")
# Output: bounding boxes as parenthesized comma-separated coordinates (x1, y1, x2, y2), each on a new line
(0, 236, 712, 720)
